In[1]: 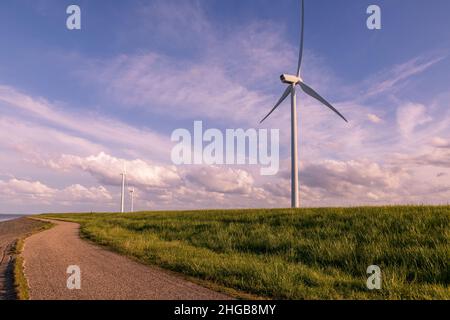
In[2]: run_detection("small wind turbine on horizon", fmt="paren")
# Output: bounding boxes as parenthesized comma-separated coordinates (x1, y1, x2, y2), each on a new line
(129, 187, 135, 213)
(260, 0, 348, 208)
(120, 163, 126, 213)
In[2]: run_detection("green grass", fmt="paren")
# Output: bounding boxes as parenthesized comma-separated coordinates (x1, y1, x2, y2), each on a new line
(43, 206, 449, 300)
(13, 238, 30, 300)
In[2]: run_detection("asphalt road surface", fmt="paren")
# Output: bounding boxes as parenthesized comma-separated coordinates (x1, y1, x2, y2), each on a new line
(23, 219, 231, 300)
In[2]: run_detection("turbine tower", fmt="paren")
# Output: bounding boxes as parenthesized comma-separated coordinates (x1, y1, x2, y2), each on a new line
(260, 0, 348, 208)
(120, 164, 126, 213)
(129, 187, 135, 213)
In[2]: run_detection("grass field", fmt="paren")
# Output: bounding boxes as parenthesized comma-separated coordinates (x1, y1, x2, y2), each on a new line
(43, 206, 449, 300)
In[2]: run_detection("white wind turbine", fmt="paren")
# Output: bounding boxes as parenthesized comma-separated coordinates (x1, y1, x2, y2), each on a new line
(260, 0, 348, 208)
(120, 163, 126, 213)
(129, 187, 135, 213)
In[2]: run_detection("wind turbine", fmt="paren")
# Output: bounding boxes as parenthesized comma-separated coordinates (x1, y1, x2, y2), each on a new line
(260, 0, 348, 208)
(120, 164, 126, 213)
(129, 187, 135, 213)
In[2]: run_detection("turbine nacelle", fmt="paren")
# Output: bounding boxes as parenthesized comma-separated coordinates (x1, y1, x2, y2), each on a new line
(280, 74, 302, 85)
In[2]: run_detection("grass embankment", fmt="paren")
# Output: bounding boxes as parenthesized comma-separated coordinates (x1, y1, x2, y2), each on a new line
(43, 206, 449, 299)
(12, 220, 54, 300)
(12, 238, 30, 300)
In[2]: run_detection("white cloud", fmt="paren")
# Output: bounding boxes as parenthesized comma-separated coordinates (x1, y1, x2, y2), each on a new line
(405, 149, 450, 168)
(49, 152, 182, 189)
(44, 152, 262, 206)
(364, 55, 446, 98)
(60, 185, 112, 202)
(185, 166, 255, 195)
(367, 113, 382, 124)
(0, 178, 112, 206)
(0, 178, 55, 199)
(0, 85, 171, 161)
(397, 103, 432, 138)
(301, 160, 409, 200)
(431, 137, 450, 148)
(79, 52, 271, 125)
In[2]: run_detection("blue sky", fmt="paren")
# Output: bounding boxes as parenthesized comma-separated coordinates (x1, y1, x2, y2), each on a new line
(1, 0, 449, 214)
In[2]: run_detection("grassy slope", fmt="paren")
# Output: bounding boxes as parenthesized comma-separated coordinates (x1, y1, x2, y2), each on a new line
(43, 206, 449, 300)
(13, 238, 31, 300)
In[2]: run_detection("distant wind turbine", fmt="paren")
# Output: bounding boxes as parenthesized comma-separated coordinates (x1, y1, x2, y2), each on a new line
(120, 164, 126, 213)
(260, 0, 348, 208)
(129, 187, 135, 213)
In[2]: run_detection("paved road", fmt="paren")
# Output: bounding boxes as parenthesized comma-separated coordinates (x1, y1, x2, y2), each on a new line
(23, 220, 230, 300)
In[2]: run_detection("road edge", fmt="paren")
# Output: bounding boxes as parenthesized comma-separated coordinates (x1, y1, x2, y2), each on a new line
(13, 219, 54, 300)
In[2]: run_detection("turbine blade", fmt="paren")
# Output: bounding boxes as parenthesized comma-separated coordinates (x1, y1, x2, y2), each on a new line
(298, 82, 348, 122)
(260, 86, 291, 124)
(296, 0, 305, 77)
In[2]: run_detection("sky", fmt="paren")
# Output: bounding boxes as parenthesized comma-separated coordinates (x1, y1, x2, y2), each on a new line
(0, 0, 450, 214)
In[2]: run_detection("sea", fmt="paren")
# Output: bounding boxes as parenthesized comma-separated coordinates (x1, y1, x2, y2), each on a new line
(0, 214, 25, 222)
